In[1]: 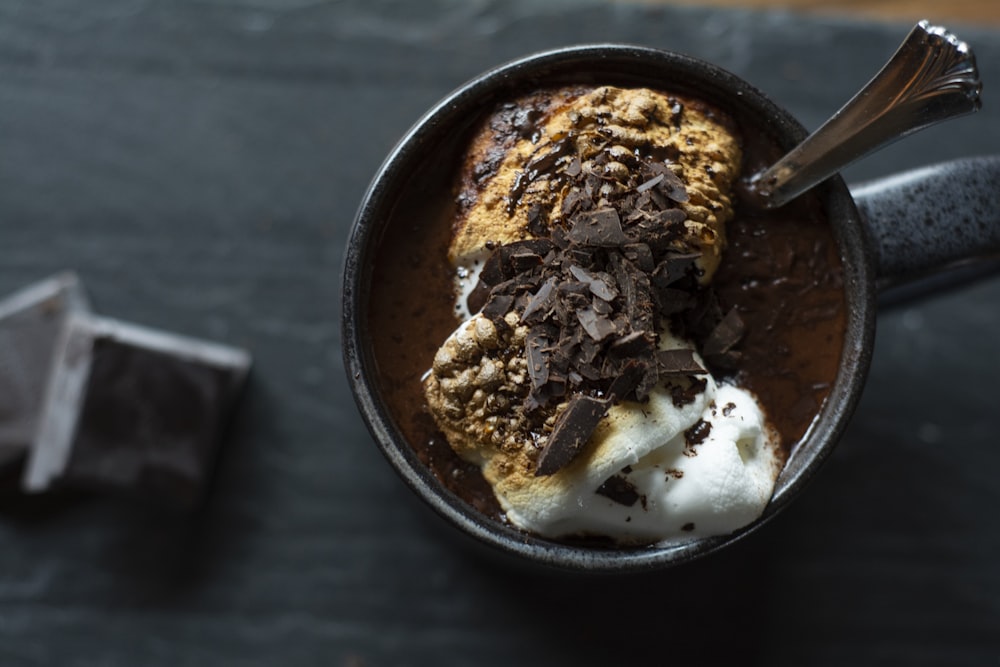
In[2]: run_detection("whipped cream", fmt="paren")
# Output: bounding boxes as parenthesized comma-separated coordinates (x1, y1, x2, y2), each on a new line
(434, 306, 780, 544)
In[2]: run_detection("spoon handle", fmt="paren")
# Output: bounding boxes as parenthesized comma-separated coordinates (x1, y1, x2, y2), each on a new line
(747, 21, 982, 209)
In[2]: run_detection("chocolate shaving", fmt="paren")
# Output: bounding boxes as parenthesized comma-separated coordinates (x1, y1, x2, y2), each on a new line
(535, 396, 610, 476)
(568, 265, 618, 302)
(703, 307, 746, 364)
(467, 126, 748, 467)
(609, 330, 655, 358)
(481, 293, 514, 327)
(652, 252, 700, 288)
(526, 203, 547, 237)
(595, 475, 640, 506)
(622, 243, 655, 272)
(636, 173, 664, 193)
(648, 163, 690, 202)
(656, 349, 706, 375)
(520, 277, 557, 324)
(525, 330, 550, 391)
(667, 377, 708, 407)
(606, 361, 645, 401)
(577, 307, 617, 342)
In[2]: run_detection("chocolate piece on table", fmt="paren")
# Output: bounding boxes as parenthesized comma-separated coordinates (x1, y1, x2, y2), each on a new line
(0, 273, 91, 470)
(22, 313, 251, 509)
(535, 395, 609, 476)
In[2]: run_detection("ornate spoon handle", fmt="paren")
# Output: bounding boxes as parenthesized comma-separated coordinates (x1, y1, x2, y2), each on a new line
(746, 21, 982, 209)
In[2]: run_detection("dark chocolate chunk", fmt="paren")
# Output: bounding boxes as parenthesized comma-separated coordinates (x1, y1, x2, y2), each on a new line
(634, 363, 659, 401)
(606, 361, 645, 401)
(656, 349, 706, 375)
(466, 279, 491, 314)
(648, 163, 690, 202)
(622, 243, 655, 272)
(526, 203, 547, 237)
(576, 307, 616, 342)
(684, 419, 712, 446)
(535, 395, 610, 476)
(481, 293, 514, 327)
(609, 330, 655, 358)
(595, 474, 640, 506)
(23, 313, 251, 510)
(561, 190, 590, 217)
(703, 307, 746, 358)
(636, 173, 665, 193)
(566, 208, 626, 247)
(652, 252, 701, 288)
(479, 249, 506, 287)
(568, 264, 618, 302)
(667, 377, 708, 408)
(520, 277, 557, 324)
(510, 250, 543, 274)
(525, 329, 550, 391)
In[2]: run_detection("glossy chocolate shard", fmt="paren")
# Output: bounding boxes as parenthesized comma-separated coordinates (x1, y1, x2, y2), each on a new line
(535, 395, 610, 476)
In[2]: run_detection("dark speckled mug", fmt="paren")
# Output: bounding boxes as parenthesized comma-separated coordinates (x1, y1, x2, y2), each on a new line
(342, 45, 1000, 571)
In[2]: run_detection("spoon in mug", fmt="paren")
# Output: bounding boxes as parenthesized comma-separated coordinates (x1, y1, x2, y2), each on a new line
(744, 21, 982, 210)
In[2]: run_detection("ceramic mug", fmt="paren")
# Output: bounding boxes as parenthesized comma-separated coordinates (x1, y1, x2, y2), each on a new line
(342, 45, 1000, 571)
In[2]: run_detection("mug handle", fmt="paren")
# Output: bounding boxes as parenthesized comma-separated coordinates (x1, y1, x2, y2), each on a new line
(850, 156, 1000, 303)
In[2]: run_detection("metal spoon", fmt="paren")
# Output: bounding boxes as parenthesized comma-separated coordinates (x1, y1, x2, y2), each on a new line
(745, 21, 982, 209)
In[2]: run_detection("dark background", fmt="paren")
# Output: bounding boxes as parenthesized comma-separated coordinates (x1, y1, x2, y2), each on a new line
(2, 1, 998, 664)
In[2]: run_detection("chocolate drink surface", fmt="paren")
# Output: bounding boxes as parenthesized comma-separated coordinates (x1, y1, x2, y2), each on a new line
(368, 85, 846, 543)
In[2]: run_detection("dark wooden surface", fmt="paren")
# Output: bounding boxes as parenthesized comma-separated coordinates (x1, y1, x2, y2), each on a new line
(2, 1, 999, 664)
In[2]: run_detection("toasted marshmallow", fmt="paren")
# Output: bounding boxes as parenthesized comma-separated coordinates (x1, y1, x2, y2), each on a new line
(425, 320, 780, 543)
(450, 86, 742, 282)
(424, 84, 782, 544)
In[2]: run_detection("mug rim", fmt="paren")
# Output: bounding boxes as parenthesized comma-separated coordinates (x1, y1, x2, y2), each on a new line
(342, 44, 876, 571)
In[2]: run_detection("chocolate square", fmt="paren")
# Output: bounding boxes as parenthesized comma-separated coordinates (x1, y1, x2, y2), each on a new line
(0, 273, 90, 470)
(23, 313, 251, 509)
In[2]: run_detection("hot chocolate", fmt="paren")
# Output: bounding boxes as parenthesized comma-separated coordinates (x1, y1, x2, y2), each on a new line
(367, 83, 845, 544)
